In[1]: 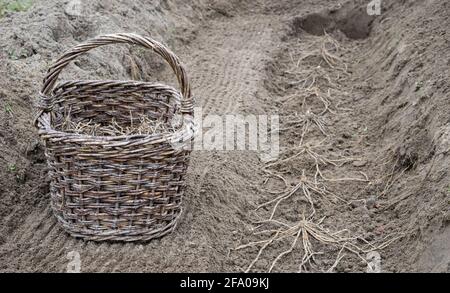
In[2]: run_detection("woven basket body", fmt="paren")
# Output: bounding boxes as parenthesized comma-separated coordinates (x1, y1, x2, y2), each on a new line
(35, 34, 194, 241)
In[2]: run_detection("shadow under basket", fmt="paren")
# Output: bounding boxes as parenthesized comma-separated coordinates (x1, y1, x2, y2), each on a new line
(35, 33, 194, 242)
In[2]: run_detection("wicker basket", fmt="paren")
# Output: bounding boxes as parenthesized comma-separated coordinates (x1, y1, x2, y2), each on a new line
(35, 33, 194, 241)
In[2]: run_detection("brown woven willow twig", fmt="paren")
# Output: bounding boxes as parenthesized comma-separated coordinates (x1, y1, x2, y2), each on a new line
(35, 33, 194, 242)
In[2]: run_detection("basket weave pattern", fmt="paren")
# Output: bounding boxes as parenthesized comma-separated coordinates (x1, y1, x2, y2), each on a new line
(35, 34, 194, 241)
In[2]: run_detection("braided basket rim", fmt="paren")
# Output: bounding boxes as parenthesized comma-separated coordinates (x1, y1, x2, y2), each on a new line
(36, 79, 194, 144)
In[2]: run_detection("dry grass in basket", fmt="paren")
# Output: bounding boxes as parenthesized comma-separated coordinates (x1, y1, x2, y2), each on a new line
(60, 111, 175, 137)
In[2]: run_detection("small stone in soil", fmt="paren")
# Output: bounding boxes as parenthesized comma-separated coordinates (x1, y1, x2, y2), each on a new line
(364, 232, 375, 241)
(188, 242, 198, 248)
(366, 195, 377, 209)
(354, 206, 370, 217)
(352, 160, 368, 167)
(350, 200, 365, 209)
(374, 225, 385, 235)
(65, 0, 83, 16)
(362, 214, 371, 222)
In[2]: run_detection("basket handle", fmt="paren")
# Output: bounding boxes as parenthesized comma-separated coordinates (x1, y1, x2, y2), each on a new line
(40, 33, 193, 114)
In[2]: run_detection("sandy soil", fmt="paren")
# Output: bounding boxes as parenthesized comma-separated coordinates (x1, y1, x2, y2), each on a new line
(0, 0, 448, 272)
